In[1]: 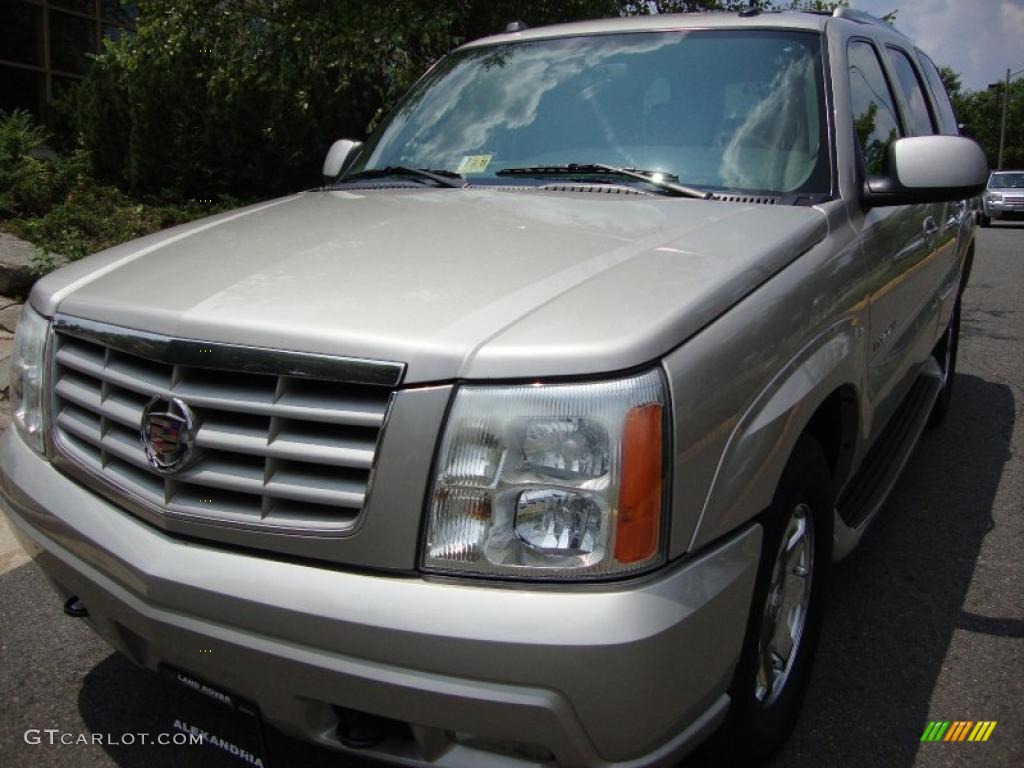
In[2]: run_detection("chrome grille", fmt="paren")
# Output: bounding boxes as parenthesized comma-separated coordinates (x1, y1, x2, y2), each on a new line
(49, 318, 400, 535)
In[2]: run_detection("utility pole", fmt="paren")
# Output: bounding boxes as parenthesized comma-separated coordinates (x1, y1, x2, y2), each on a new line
(997, 68, 1009, 170)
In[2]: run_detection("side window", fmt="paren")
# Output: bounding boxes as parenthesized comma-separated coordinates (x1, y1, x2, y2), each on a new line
(887, 47, 936, 135)
(918, 51, 960, 135)
(848, 40, 902, 177)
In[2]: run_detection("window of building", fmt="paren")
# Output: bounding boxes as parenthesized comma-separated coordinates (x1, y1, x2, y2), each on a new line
(50, 0, 95, 12)
(101, 0, 136, 25)
(0, 67, 45, 117)
(0, 0, 136, 116)
(49, 9, 98, 75)
(2, 2, 46, 66)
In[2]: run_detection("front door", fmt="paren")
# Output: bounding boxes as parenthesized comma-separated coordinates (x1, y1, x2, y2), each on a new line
(847, 39, 946, 443)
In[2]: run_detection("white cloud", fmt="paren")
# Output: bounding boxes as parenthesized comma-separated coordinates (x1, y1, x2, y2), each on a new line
(851, 0, 1024, 91)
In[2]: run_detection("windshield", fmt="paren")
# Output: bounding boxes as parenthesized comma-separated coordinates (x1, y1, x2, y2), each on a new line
(348, 30, 830, 196)
(990, 172, 1024, 189)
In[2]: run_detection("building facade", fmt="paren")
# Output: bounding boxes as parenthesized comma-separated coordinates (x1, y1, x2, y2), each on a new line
(1, 0, 137, 116)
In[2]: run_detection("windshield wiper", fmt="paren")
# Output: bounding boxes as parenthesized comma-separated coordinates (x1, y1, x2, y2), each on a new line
(339, 166, 466, 188)
(496, 163, 710, 199)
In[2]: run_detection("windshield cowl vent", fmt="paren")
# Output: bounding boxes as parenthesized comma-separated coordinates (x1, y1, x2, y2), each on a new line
(709, 193, 779, 205)
(325, 181, 425, 191)
(535, 183, 651, 196)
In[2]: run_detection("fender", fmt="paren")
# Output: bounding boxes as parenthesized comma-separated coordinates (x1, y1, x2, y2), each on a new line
(688, 317, 865, 552)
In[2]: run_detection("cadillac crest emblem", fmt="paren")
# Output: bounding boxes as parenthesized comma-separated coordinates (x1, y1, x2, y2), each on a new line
(140, 397, 196, 474)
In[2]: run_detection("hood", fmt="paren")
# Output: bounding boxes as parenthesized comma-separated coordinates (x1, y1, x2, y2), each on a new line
(33, 188, 827, 383)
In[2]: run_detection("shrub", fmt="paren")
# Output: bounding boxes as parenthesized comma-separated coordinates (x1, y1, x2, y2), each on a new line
(0, 109, 89, 217)
(6, 184, 237, 270)
(0, 110, 239, 273)
(68, 0, 624, 200)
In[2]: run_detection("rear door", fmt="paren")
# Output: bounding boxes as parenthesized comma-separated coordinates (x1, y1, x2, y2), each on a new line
(917, 50, 979, 267)
(890, 45, 966, 328)
(884, 44, 961, 327)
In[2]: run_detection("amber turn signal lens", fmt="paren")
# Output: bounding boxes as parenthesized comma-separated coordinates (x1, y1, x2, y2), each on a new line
(615, 403, 663, 563)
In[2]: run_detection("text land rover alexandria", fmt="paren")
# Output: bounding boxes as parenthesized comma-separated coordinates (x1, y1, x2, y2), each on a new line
(1, 8, 987, 768)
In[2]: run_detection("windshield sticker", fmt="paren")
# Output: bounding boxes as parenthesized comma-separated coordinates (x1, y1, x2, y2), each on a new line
(457, 155, 493, 174)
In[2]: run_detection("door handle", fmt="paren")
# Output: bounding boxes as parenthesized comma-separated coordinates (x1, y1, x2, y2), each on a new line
(950, 201, 967, 225)
(892, 216, 940, 262)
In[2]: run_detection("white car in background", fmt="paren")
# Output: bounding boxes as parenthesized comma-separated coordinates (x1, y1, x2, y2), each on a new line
(981, 170, 1024, 226)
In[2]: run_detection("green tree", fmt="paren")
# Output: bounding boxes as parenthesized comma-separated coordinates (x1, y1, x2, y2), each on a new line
(937, 65, 962, 99)
(954, 78, 1024, 169)
(936, 64, 969, 129)
(68, 0, 623, 200)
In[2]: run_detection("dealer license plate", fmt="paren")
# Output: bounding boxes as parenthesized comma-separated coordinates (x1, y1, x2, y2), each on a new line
(160, 665, 270, 768)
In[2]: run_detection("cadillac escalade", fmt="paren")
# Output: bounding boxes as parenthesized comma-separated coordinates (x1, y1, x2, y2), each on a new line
(1, 7, 988, 767)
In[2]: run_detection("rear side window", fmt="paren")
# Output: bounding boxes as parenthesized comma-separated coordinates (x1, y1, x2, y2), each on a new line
(886, 47, 936, 135)
(848, 40, 901, 176)
(917, 51, 959, 135)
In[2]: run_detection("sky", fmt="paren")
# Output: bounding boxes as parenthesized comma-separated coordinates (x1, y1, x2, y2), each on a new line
(849, 0, 1024, 91)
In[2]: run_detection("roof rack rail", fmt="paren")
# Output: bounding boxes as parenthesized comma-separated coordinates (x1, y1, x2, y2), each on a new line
(833, 7, 889, 28)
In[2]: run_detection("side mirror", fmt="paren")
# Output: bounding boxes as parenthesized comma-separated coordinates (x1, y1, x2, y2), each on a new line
(322, 139, 363, 182)
(862, 135, 988, 207)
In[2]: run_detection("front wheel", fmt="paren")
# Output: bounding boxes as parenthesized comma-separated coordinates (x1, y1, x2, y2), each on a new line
(929, 299, 961, 427)
(709, 437, 833, 764)
(980, 214, 991, 227)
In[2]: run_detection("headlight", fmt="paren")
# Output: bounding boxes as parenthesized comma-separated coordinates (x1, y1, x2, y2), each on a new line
(10, 304, 50, 454)
(985, 192, 1003, 203)
(423, 369, 668, 580)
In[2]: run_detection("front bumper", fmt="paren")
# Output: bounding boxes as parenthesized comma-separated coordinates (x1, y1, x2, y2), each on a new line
(0, 428, 761, 767)
(983, 200, 1024, 219)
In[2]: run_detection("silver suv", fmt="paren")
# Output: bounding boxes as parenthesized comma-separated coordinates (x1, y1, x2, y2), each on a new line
(981, 170, 1024, 226)
(1, 8, 987, 767)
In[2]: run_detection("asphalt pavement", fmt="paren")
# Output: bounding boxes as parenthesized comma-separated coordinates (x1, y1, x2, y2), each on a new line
(762, 222, 1024, 768)
(1, 224, 1022, 768)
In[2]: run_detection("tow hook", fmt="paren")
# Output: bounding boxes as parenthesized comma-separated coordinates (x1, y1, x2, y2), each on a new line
(333, 706, 393, 749)
(63, 595, 89, 618)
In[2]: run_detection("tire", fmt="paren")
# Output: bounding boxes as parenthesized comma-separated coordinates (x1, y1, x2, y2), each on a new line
(929, 299, 961, 427)
(980, 214, 991, 227)
(707, 437, 833, 765)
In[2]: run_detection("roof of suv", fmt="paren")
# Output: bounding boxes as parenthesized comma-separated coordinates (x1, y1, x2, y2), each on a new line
(460, 9, 907, 49)
(461, 12, 825, 49)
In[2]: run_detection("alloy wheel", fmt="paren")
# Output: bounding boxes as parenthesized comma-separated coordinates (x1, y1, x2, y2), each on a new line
(755, 502, 815, 707)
